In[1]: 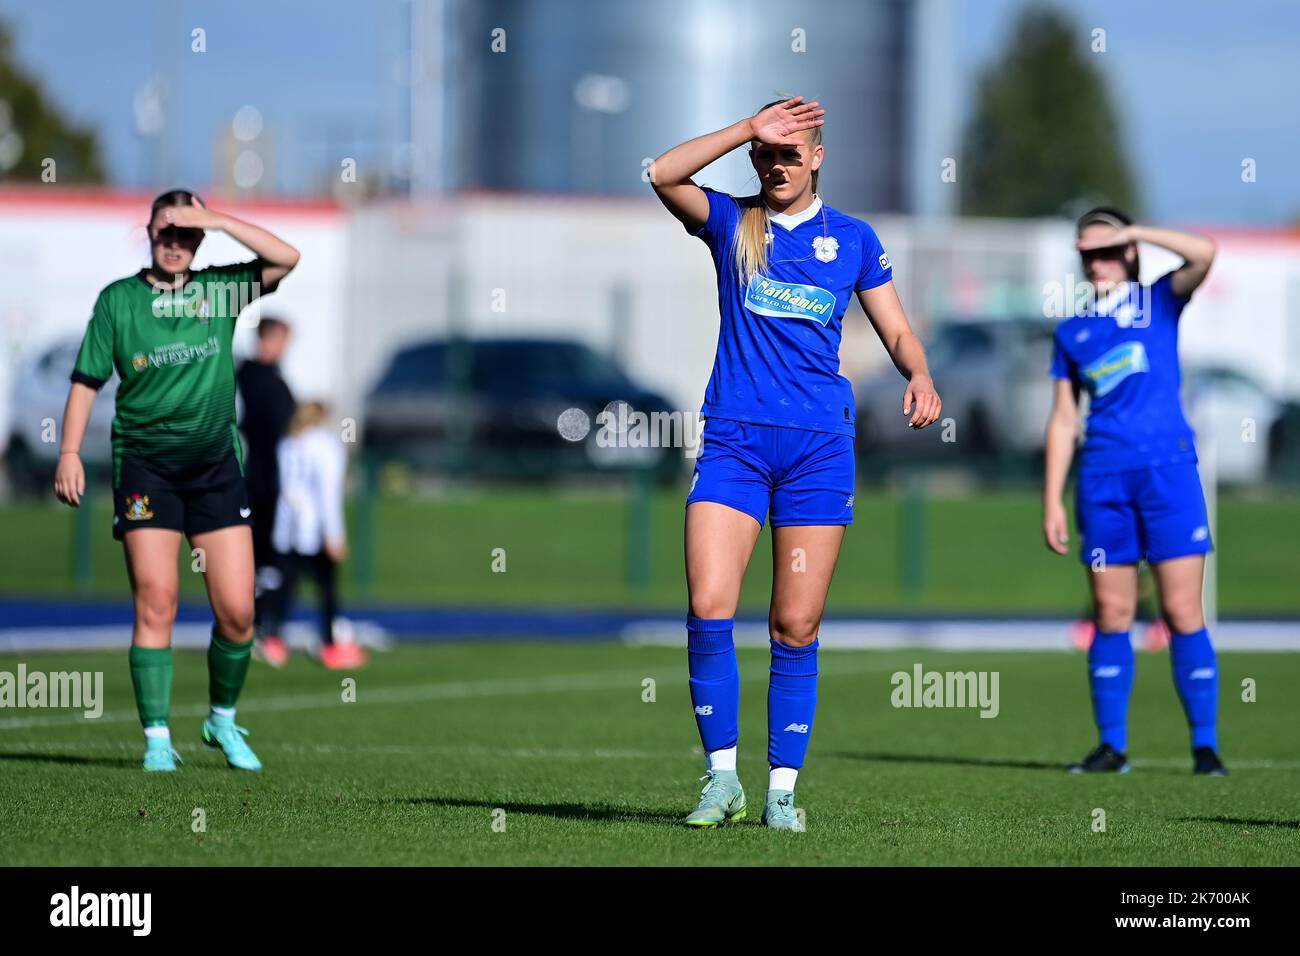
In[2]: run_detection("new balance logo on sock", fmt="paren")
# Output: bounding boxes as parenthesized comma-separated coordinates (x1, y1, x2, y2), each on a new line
(783, 722, 809, 733)
(694, 705, 713, 716)
(1093, 666, 1123, 678)
(1189, 668, 1216, 680)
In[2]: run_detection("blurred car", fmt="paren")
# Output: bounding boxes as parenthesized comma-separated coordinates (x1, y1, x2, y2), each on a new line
(855, 317, 1057, 457)
(1183, 365, 1282, 486)
(361, 337, 684, 482)
(1267, 399, 1300, 485)
(6, 338, 116, 493)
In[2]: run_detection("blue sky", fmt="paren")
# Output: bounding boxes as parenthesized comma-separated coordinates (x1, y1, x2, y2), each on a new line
(954, 0, 1300, 225)
(2, 0, 1297, 225)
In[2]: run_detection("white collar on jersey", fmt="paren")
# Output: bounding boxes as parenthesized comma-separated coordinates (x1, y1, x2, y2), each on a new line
(768, 194, 823, 232)
(1092, 280, 1138, 318)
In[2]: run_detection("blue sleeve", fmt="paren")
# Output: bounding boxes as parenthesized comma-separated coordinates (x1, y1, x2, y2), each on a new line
(854, 220, 894, 292)
(1150, 271, 1190, 322)
(1049, 330, 1074, 381)
(690, 187, 741, 256)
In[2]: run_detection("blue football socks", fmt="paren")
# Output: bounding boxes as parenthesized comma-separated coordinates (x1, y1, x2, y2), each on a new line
(1088, 630, 1135, 753)
(687, 615, 740, 756)
(768, 638, 819, 771)
(1170, 626, 1219, 751)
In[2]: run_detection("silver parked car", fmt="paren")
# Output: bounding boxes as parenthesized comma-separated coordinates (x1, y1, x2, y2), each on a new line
(1183, 365, 1282, 486)
(7, 339, 116, 491)
(855, 317, 1057, 457)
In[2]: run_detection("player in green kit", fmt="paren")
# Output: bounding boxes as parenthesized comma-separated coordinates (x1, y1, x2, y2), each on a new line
(54, 189, 300, 772)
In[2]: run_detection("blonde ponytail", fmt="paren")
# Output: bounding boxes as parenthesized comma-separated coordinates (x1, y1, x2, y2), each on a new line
(732, 199, 771, 286)
(731, 98, 823, 285)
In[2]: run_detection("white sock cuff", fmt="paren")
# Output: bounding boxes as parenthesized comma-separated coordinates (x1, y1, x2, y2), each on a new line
(707, 746, 737, 772)
(769, 766, 799, 792)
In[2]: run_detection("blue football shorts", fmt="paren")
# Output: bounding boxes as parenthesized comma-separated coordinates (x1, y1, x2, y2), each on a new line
(685, 417, 855, 528)
(1075, 461, 1213, 566)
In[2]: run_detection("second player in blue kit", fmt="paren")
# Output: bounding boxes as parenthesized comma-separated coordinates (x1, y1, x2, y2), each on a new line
(650, 96, 942, 829)
(1044, 206, 1226, 776)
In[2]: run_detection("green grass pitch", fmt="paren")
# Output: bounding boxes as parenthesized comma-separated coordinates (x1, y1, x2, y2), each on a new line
(2, 643, 1296, 866)
(4, 489, 1300, 613)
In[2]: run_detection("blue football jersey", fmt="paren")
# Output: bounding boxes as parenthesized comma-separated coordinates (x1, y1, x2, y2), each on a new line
(691, 187, 893, 436)
(1050, 272, 1198, 474)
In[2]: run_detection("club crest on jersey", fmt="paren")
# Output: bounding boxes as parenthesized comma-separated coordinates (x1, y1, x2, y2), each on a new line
(745, 275, 837, 327)
(812, 235, 838, 262)
(123, 493, 154, 521)
(1082, 340, 1149, 397)
(132, 352, 149, 372)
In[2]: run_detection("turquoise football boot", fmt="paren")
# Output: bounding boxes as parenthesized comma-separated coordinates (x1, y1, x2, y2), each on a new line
(143, 737, 182, 773)
(201, 717, 263, 771)
(762, 790, 805, 831)
(684, 770, 746, 828)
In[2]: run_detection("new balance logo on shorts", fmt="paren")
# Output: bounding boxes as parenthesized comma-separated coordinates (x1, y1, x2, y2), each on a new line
(1189, 668, 1216, 680)
(1093, 665, 1123, 678)
(694, 705, 713, 716)
(783, 722, 809, 733)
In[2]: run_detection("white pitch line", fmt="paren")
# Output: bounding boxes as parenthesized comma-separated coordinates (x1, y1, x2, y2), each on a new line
(1125, 758, 1300, 770)
(0, 669, 655, 730)
(624, 620, 1300, 651)
(1, 738, 1296, 771)
(0, 658, 898, 731)
(0, 739, 671, 760)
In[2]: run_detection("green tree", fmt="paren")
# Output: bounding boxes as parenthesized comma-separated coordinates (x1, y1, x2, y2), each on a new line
(961, 5, 1137, 218)
(0, 20, 105, 183)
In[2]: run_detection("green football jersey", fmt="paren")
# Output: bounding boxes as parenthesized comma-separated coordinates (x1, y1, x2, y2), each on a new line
(72, 261, 261, 485)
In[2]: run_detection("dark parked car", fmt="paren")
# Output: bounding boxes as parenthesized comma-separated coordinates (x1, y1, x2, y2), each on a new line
(362, 337, 684, 482)
(1268, 398, 1300, 485)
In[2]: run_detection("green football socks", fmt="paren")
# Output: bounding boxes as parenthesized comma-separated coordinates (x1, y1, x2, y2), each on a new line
(128, 645, 173, 729)
(208, 628, 252, 710)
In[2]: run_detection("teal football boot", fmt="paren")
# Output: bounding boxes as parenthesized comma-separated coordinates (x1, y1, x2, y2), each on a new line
(684, 770, 746, 828)
(143, 737, 182, 773)
(201, 717, 263, 771)
(762, 790, 805, 831)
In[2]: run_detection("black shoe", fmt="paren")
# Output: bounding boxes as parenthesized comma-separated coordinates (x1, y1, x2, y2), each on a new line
(1193, 747, 1228, 776)
(1067, 743, 1131, 774)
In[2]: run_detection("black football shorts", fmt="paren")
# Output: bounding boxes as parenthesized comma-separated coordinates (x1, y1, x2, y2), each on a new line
(112, 453, 253, 541)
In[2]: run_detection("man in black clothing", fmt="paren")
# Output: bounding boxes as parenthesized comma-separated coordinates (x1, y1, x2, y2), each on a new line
(236, 316, 295, 662)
